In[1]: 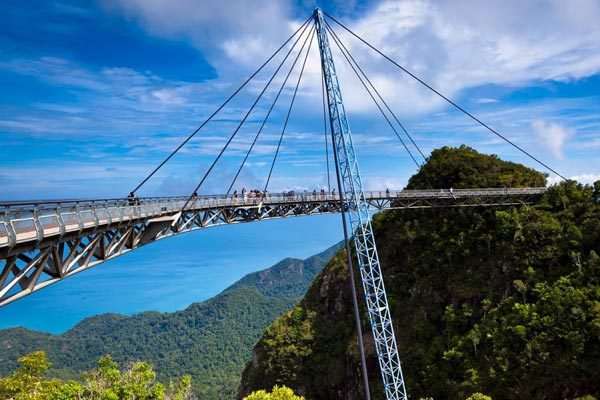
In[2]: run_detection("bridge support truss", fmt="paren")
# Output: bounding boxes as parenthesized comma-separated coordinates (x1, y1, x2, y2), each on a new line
(314, 8, 408, 400)
(0, 189, 543, 307)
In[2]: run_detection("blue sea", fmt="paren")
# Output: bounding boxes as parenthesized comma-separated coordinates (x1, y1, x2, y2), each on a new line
(0, 214, 343, 334)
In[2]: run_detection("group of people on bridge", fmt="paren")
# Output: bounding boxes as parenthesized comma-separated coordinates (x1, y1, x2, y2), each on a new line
(125, 187, 402, 206)
(232, 188, 338, 201)
(232, 188, 267, 200)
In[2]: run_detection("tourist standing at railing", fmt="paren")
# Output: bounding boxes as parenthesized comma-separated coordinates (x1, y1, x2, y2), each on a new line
(127, 192, 140, 206)
(386, 188, 390, 197)
(241, 188, 247, 202)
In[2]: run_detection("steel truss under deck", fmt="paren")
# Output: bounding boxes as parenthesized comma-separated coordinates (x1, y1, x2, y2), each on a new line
(0, 188, 543, 307)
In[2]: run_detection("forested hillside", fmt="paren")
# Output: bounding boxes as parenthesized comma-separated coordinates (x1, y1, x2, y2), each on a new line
(239, 146, 600, 400)
(0, 243, 340, 399)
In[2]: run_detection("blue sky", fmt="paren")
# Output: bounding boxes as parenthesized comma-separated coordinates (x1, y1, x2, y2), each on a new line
(0, 0, 600, 331)
(0, 0, 599, 200)
(0, 214, 345, 333)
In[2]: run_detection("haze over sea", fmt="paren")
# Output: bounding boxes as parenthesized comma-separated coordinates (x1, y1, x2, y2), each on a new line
(0, 215, 342, 334)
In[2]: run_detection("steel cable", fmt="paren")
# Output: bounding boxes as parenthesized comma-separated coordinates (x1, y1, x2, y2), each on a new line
(324, 11, 567, 180)
(321, 66, 332, 191)
(263, 29, 316, 193)
(181, 25, 315, 211)
(325, 23, 421, 168)
(130, 16, 313, 195)
(325, 19, 426, 163)
(226, 25, 316, 195)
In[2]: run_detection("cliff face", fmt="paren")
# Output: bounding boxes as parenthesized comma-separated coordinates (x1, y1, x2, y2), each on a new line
(239, 146, 600, 400)
(238, 250, 368, 399)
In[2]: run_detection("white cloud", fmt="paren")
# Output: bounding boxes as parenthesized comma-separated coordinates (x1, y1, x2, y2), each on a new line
(571, 173, 600, 185)
(101, 0, 292, 77)
(476, 98, 500, 104)
(326, 0, 600, 114)
(3, 1, 600, 198)
(101, 0, 600, 116)
(531, 119, 574, 159)
(548, 173, 600, 185)
(362, 176, 406, 190)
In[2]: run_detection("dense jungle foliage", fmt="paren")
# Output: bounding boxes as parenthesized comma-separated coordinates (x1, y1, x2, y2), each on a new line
(0, 351, 193, 400)
(0, 245, 339, 399)
(239, 146, 600, 400)
(0, 351, 305, 400)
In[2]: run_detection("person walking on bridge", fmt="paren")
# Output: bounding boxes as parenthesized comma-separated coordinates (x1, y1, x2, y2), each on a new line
(127, 192, 136, 206)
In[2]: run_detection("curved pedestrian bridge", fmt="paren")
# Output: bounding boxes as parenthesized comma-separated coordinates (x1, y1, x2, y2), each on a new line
(0, 187, 545, 306)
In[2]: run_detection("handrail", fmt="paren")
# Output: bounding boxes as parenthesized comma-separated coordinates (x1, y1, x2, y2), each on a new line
(0, 187, 547, 209)
(0, 187, 547, 249)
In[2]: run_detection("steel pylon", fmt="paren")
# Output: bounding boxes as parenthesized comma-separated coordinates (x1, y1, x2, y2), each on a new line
(313, 8, 408, 400)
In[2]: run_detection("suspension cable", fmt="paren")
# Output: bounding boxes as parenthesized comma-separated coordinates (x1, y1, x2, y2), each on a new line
(321, 66, 332, 191)
(324, 12, 567, 180)
(130, 16, 313, 195)
(264, 29, 316, 193)
(227, 26, 316, 195)
(180, 26, 315, 212)
(325, 19, 426, 163)
(325, 23, 421, 168)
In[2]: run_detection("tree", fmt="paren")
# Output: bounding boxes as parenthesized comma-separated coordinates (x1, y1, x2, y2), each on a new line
(0, 352, 194, 400)
(240, 150, 600, 400)
(465, 394, 492, 400)
(81, 355, 193, 400)
(0, 351, 82, 400)
(243, 386, 304, 400)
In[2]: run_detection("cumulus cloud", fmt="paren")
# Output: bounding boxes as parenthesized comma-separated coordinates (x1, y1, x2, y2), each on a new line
(362, 176, 406, 190)
(571, 174, 600, 185)
(531, 119, 574, 159)
(327, 0, 600, 114)
(103, 0, 600, 116)
(547, 173, 600, 186)
(3, 1, 599, 197)
(101, 0, 293, 77)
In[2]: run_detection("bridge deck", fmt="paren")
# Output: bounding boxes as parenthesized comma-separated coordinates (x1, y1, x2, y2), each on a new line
(0, 188, 546, 306)
(1, 188, 545, 249)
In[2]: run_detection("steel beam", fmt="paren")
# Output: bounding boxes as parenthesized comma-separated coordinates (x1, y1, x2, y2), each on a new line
(0, 188, 544, 307)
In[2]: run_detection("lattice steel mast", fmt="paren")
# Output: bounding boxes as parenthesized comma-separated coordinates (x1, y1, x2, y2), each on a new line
(313, 8, 408, 400)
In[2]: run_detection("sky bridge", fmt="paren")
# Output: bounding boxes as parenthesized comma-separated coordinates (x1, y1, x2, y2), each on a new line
(0, 186, 546, 308)
(0, 187, 545, 308)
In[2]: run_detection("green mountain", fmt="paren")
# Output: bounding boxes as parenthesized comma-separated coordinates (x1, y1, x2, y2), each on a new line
(0, 243, 341, 399)
(239, 146, 600, 400)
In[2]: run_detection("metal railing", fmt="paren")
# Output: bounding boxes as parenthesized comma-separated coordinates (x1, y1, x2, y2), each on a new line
(0, 188, 547, 248)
